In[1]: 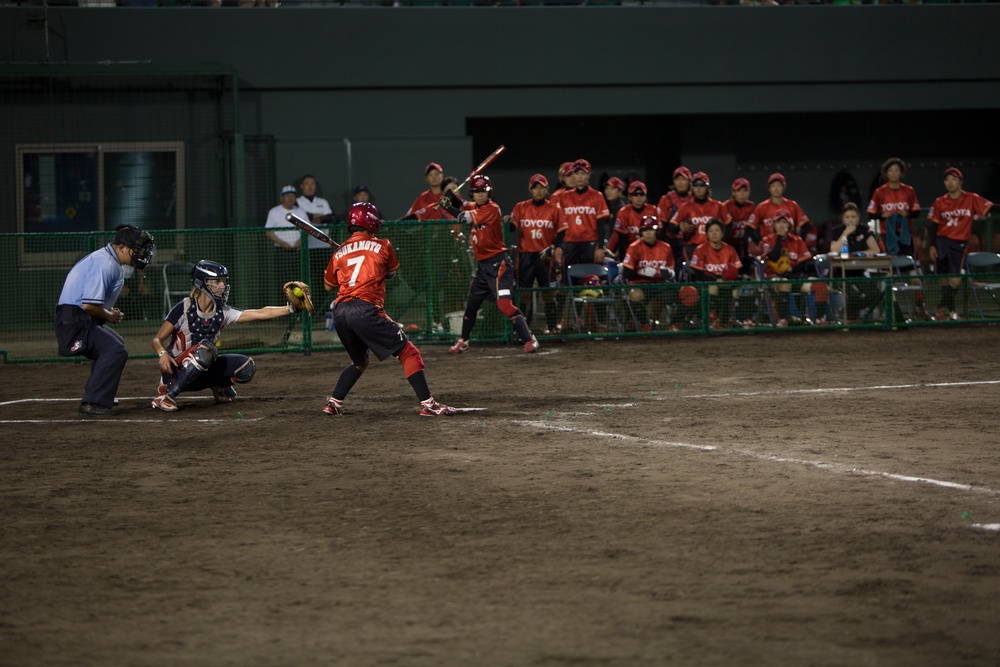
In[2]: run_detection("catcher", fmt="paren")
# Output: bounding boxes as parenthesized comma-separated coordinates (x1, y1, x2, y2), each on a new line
(150, 260, 313, 411)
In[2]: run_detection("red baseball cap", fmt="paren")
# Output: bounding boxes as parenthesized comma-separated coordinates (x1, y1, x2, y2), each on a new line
(425, 162, 443, 175)
(773, 208, 791, 222)
(606, 176, 625, 191)
(691, 171, 710, 186)
(768, 172, 786, 185)
(529, 173, 548, 188)
(560, 162, 575, 177)
(573, 159, 592, 173)
(673, 166, 692, 180)
(944, 167, 964, 180)
(732, 177, 751, 191)
(628, 180, 647, 195)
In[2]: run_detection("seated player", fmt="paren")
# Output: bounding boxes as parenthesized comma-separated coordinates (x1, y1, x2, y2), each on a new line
(686, 218, 742, 330)
(621, 216, 676, 331)
(760, 211, 817, 327)
(151, 260, 302, 411)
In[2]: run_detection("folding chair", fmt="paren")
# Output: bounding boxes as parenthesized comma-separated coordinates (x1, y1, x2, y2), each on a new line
(566, 263, 626, 334)
(162, 261, 194, 317)
(889, 255, 928, 322)
(965, 252, 1000, 319)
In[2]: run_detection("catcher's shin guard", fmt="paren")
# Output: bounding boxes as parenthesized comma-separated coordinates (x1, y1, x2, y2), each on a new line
(167, 342, 217, 398)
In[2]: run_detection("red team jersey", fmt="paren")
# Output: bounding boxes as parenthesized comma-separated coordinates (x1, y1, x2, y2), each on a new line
(621, 239, 675, 283)
(723, 198, 756, 249)
(671, 198, 732, 246)
(406, 189, 455, 221)
(750, 198, 809, 237)
(927, 191, 994, 241)
(463, 200, 508, 261)
(760, 232, 812, 277)
(867, 183, 920, 220)
(656, 190, 691, 221)
(325, 231, 401, 312)
(557, 187, 610, 243)
(610, 203, 660, 253)
(510, 199, 561, 253)
(689, 241, 742, 276)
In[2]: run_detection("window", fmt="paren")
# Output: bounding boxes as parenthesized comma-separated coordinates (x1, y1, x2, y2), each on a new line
(16, 142, 185, 267)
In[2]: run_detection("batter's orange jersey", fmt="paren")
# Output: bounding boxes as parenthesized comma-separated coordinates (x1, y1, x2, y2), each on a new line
(928, 191, 994, 241)
(464, 200, 508, 261)
(325, 231, 400, 311)
(689, 241, 742, 277)
(723, 198, 756, 247)
(621, 239, 675, 284)
(760, 232, 812, 277)
(867, 183, 920, 220)
(750, 198, 809, 237)
(610, 203, 660, 253)
(406, 189, 455, 221)
(556, 187, 610, 243)
(670, 198, 732, 246)
(510, 198, 561, 253)
(656, 190, 691, 221)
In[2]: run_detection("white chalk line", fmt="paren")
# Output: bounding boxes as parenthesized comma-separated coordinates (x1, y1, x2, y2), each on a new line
(673, 379, 1000, 400)
(0, 417, 264, 424)
(511, 419, 1000, 530)
(475, 348, 560, 360)
(0, 395, 288, 407)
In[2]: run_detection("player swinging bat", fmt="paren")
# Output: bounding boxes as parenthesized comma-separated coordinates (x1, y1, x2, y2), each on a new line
(285, 212, 340, 248)
(433, 144, 506, 210)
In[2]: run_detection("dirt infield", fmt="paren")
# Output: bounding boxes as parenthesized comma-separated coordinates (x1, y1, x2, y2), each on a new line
(2, 327, 999, 666)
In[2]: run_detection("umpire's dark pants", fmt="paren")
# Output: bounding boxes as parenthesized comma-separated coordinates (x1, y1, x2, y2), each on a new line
(55, 305, 128, 409)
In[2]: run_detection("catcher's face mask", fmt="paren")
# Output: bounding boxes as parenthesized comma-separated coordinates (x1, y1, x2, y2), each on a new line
(191, 260, 231, 307)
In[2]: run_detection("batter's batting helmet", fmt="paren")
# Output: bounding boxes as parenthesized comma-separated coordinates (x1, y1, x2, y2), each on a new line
(582, 274, 602, 287)
(679, 285, 699, 307)
(347, 201, 382, 234)
(192, 260, 231, 306)
(470, 175, 493, 193)
(639, 216, 659, 232)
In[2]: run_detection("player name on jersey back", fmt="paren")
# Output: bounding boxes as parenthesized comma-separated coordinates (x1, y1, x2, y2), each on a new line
(335, 239, 384, 259)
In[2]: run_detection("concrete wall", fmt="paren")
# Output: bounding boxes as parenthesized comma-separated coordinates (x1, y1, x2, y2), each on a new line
(2, 5, 998, 224)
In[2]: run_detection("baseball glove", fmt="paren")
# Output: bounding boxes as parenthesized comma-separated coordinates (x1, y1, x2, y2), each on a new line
(283, 281, 315, 313)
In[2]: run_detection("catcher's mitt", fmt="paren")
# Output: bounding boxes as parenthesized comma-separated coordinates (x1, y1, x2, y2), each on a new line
(283, 281, 315, 313)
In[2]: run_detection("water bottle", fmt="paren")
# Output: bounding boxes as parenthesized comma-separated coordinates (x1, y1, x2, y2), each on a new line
(840, 239, 849, 259)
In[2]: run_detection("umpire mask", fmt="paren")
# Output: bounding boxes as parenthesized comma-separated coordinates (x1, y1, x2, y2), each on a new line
(114, 225, 156, 275)
(191, 260, 231, 307)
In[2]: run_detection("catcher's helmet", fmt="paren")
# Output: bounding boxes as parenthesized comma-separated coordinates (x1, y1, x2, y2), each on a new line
(582, 274, 602, 287)
(114, 225, 155, 273)
(470, 175, 493, 193)
(192, 260, 230, 306)
(639, 216, 659, 232)
(347, 201, 382, 234)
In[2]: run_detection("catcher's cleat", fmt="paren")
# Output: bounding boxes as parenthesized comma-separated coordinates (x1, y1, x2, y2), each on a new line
(420, 398, 456, 417)
(213, 386, 238, 403)
(323, 396, 344, 416)
(151, 394, 178, 412)
(523, 335, 540, 353)
(448, 338, 470, 354)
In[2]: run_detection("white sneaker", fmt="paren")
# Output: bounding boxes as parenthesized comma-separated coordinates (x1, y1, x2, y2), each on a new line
(523, 335, 539, 353)
(420, 398, 456, 416)
(449, 339, 470, 354)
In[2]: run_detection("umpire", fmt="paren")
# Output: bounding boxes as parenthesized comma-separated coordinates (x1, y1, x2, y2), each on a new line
(55, 225, 155, 416)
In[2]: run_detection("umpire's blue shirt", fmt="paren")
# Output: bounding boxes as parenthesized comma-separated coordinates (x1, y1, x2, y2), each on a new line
(58, 244, 125, 310)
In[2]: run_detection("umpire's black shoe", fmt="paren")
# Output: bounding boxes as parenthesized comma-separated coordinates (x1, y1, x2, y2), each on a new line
(79, 402, 115, 417)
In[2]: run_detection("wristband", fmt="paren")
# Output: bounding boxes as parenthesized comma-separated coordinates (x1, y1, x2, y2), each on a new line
(157, 350, 166, 357)
(288, 304, 295, 314)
